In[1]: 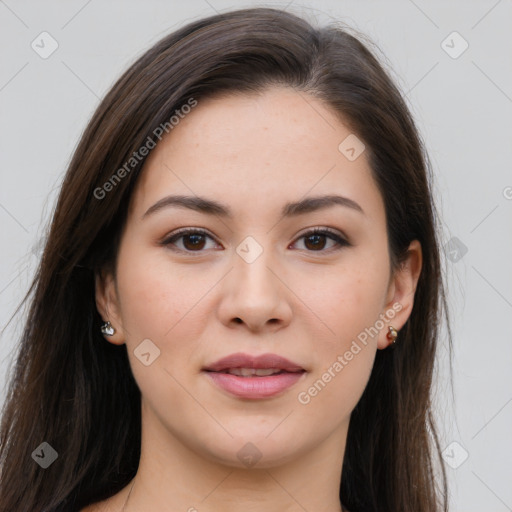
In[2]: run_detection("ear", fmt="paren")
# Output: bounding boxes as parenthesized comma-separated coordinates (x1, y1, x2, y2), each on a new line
(95, 269, 125, 345)
(377, 240, 422, 349)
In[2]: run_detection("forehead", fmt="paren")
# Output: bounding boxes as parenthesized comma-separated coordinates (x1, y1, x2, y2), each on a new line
(130, 87, 384, 225)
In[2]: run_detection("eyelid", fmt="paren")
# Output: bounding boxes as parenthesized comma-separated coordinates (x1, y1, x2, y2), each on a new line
(160, 226, 350, 254)
(160, 227, 220, 252)
(290, 226, 350, 252)
(294, 226, 349, 243)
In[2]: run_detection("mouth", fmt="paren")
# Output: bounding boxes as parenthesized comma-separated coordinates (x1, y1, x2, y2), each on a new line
(202, 352, 305, 373)
(212, 368, 302, 377)
(202, 352, 306, 399)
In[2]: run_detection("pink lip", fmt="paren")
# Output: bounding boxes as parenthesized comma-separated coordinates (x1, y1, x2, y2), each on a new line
(202, 352, 306, 399)
(203, 352, 305, 372)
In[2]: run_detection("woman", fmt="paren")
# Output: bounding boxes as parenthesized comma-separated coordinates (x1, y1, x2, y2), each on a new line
(0, 7, 451, 512)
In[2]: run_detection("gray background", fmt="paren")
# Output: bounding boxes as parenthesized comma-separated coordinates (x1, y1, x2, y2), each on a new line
(1, 1, 511, 510)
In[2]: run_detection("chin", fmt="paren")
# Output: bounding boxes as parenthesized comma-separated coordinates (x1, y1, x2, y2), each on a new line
(197, 430, 308, 470)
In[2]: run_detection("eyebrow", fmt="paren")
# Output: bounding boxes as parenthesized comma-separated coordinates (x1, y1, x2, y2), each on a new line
(142, 193, 365, 219)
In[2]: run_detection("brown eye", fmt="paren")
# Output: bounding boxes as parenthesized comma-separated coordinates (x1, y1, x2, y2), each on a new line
(181, 233, 207, 250)
(162, 229, 219, 253)
(292, 228, 349, 252)
(303, 233, 328, 250)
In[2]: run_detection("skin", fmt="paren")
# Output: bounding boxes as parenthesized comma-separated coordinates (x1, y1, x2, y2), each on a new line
(90, 86, 422, 512)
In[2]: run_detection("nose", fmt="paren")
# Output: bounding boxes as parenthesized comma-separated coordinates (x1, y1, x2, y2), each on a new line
(216, 240, 293, 333)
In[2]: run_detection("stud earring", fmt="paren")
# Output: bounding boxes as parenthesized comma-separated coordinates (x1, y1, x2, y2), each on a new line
(101, 321, 115, 336)
(387, 326, 398, 344)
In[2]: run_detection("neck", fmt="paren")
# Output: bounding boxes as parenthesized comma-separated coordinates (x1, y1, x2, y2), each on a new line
(120, 401, 348, 512)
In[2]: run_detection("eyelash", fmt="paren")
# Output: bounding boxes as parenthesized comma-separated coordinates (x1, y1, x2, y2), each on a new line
(161, 227, 350, 255)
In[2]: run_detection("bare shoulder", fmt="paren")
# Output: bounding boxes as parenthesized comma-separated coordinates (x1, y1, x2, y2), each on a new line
(79, 497, 115, 512)
(79, 485, 131, 512)
(79, 504, 99, 512)
(79, 503, 106, 512)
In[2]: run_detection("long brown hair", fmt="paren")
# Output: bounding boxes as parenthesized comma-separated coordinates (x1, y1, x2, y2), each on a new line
(0, 7, 451, 511)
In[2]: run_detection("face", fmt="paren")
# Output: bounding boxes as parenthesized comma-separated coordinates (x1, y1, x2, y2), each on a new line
(96, 87, 421, 468)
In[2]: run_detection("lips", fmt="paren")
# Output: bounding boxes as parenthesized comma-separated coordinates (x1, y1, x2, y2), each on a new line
(202, 352, 305, 373)
(202, 352, 306, 399)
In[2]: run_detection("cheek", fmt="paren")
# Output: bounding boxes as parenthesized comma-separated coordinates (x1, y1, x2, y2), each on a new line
(308, 253, 389, 346)
(114, 243, 209, 399)
(294, 254, 389, 408)
(114, 240, 227, 379)
(115, 240, 198, 339)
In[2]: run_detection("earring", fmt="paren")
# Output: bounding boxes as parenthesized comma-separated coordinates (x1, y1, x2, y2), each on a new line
(101, 321, 115, 336)
(387, 326, 398, 344)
